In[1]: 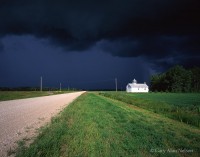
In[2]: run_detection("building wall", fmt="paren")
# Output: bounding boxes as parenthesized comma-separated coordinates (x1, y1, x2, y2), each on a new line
(126, 87, 149, 93)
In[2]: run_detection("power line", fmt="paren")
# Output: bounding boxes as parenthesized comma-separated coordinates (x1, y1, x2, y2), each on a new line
(40, 76, 42, 92)
(115, 78, 118, 92)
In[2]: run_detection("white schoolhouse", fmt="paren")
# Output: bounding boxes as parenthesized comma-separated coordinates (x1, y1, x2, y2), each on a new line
(126, 79, 149, 93)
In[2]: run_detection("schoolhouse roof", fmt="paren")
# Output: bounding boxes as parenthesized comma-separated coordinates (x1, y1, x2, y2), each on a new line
(128, 83, 148, 88)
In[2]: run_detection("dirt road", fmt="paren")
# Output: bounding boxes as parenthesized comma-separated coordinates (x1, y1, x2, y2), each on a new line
(0, 91, 85, 157)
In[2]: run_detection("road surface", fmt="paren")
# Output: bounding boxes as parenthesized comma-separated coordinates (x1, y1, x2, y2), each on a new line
(0, 91, 85, 157)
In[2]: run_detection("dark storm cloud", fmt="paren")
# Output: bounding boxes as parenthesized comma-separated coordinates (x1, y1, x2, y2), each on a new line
(96, 35, 200, 68)
(0, 40, 4, 52)
(96, 36, 178, 58)
(0, 0, 200, 63)
(1, 0, 199, 38)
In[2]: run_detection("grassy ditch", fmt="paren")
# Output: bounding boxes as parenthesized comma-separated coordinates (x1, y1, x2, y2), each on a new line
(99, 92, 200, 128)
(0, 91, 73, 101)
(15, 93, 200, 157)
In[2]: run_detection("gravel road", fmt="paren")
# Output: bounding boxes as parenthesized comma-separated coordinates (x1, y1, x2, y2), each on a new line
(0, 91, 85, 157)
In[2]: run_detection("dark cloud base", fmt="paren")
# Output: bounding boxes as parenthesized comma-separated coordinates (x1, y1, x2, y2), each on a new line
(0, 0, 200, 80)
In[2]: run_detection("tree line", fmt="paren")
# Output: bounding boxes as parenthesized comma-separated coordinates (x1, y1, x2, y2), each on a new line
(150, 65, 200, 92)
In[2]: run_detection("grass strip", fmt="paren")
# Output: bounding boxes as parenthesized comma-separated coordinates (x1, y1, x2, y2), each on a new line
(0, 91, 73, 101)
(15, 93, 200, 157)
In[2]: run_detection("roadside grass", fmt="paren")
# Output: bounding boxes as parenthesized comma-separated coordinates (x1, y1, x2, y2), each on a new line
(99, 92, 200, 128)
(15, 93, 200, 157)
(0, 91, 73, 101)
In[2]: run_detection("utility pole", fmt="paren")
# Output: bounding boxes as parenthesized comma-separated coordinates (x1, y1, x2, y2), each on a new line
(115, 78, 118, 92)
(40, 76, 43, 92)
(60, 82, 62, 92)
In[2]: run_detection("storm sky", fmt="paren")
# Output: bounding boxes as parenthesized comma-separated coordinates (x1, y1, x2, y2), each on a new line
(0, 0, 200, 90)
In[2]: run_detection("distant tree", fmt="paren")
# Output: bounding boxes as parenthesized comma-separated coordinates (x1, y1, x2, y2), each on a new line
(191, 67, 200, 92)
(150, 74, 160, 92)
(150, 73, 168, 92)
(150, 65, 198, 93)
(182, 69, 192, 92)
(165, 65, 191, 92)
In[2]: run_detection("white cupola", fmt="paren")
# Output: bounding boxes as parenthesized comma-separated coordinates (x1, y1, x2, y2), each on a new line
(133, 79, 137, 84)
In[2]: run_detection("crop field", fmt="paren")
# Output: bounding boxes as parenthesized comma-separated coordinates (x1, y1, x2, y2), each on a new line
(15, 92, 200, 157)
(99, 92, 200, 128)
(0, 91, 72, 101)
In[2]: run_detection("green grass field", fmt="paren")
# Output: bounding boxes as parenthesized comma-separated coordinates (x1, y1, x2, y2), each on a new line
(99, 92, 200, 128)
(0, 91, 72, 101)
(126, 92, 200, 107)
(15, 92, 200, 157)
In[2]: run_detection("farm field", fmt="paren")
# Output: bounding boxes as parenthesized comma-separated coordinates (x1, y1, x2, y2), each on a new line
(15, 92, 200, 157)
(99, 92, 200, 128)
(0, 91, 73, 101)
(126, 92, 200, 107)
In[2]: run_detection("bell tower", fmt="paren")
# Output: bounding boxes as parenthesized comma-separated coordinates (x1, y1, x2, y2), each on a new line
(133, 79, 137, 84)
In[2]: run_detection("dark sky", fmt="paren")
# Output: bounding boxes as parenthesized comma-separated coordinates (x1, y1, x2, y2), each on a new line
(0, 0, 200, 90)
